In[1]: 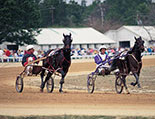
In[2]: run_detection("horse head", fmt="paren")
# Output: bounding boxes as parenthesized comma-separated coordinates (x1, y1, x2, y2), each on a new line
(134, 36, 145, 52)
(63, 33, 72, 50)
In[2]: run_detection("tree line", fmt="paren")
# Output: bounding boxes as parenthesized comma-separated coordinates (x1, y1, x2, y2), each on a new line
(0, 0, 155, 45)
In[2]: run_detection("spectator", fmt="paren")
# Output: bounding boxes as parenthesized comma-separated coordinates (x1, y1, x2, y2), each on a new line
(3, 48, 11, 57)
(147, 47, 152, 53)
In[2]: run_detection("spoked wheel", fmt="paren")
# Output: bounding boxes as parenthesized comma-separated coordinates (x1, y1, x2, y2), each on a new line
(15, 76, 24, 93)
(115, 76, 124, 94)
(46, 77, 54, 93)
(87, 74, 97, 93)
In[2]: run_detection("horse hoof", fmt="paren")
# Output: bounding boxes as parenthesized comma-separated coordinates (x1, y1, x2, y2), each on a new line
(40, 83, 45, 89)
(127, 92, 130, 94)
(138, 84, 141, 88)
(40, 88, 44, 92)
(131, 82, 136, 86)
(59, 89, 63, 93)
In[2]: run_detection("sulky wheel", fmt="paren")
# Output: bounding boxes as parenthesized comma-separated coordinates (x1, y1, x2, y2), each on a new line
(15, 76, 24, 93)
(115, 76, 124, 94)
(87, 74, 97, 93)
(46, 77, 54, 93)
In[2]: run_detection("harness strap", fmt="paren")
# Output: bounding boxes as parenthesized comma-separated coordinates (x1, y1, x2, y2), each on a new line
(62, 57, 71, 64)
(128, 54, 142, 64)
(128, 54, 142, 73)
(47, 49, 71, 73)
(60, 49, 71, 65)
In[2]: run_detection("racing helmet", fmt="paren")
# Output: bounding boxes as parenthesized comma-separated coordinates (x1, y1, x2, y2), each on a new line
(99, 45, 107, 51)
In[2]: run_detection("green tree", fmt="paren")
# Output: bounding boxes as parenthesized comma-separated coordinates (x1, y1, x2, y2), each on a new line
(0, 0, 41, 45)
(66, 0, 83, 26)
(39, 0, 68, 27)
(40, 0, 85, 27)
(81, 0, 101, 27)
(105, 0, 150, 25)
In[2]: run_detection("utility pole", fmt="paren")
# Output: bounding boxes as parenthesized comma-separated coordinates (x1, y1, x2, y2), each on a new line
(99, 3, 104, 26)
(51, 5, 55, 25)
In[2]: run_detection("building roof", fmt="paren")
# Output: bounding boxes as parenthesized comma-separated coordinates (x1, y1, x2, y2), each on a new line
(36, 27, 115, 45)
(121, 26, 155, 41)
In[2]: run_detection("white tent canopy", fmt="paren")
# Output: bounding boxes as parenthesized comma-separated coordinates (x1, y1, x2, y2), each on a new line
(35, 27, 115, 50)
(104, 26, 155, 48)
(122, 26, 155, 41)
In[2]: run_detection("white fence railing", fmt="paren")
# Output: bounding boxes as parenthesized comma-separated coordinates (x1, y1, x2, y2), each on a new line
(142, 52, 155, 56)
(0, 52, 155, 63)
(0, 57, 23, 63)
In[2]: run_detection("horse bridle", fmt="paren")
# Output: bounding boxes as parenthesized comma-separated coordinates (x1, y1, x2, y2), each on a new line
(135, 40, 145, 53)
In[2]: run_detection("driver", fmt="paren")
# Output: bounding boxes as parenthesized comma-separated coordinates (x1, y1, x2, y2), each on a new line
(94, 45, 111, 76)
(22, 45, 37, 75)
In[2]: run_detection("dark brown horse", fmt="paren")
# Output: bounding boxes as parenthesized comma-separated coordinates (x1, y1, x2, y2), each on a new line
(111, 36, 145, 93)
(40, 33, 72, 93)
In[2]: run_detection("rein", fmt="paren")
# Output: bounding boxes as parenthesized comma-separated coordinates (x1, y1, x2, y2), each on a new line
(25, 56, 47, 67)
(128, 54, 142, 64)
(128, 53, 142, 73)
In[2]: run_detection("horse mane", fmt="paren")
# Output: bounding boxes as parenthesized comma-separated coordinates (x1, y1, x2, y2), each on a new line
(128, 45, 136, 54)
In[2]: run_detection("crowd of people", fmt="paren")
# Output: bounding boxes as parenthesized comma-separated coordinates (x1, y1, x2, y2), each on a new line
(0, 47, 44, 62)
(0, 46, 155, 63)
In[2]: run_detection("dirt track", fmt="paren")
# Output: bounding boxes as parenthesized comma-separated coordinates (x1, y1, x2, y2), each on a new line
(0, 56, 155, 117)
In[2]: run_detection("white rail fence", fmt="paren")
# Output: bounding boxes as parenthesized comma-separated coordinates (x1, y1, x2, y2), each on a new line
(0, 52, 155, 63)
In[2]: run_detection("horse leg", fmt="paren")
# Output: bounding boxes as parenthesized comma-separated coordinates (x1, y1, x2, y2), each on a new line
(59, 70, 66, 93)
(40, 72, 52, 92)
(131, 73, 141, 88)
(122, 75, 130, 94)
(40, 69, 45, 88)
(59, 77, 65, 93)
(40, 60, 46, 90)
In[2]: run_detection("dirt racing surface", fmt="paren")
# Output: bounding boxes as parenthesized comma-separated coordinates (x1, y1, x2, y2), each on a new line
(0, 55, 155, 117)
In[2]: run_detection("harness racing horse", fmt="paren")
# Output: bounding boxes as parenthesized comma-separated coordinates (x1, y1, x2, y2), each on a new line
(111, 36, 145, 94)
(40, 33, 72, 93)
